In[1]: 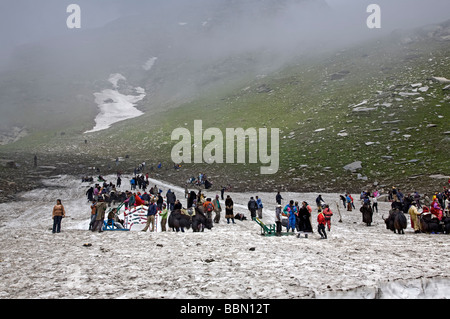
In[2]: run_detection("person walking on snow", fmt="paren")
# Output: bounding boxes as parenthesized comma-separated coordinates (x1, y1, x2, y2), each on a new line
(142, 199, 157, 232)
(317, 209, 327, 239)
(276, 192, 283, 205)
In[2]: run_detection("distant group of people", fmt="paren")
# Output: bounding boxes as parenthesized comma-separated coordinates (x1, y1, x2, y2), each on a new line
(186, 172, 213, 189)
(186, 189, 238, 224)
(402, 188, 450, 233)
(344, 186, 450, 232)
(80, 170, 241, 233)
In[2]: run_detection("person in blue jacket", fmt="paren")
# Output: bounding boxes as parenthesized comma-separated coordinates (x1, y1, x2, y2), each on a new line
(142, 199, 157, 232)
(284, 200, 297, 232)
(256, 196, 264, 219)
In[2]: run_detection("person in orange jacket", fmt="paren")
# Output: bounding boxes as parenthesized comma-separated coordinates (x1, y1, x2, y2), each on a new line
(317, 208, 327, 239)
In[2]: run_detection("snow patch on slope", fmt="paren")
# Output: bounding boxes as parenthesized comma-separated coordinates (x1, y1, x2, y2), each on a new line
(142, 57, 158, 71)
(84, 74, 145, 133)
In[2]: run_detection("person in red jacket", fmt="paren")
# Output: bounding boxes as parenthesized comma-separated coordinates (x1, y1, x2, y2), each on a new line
(323, 205, 333, 231)
(317, 209, 327, 239)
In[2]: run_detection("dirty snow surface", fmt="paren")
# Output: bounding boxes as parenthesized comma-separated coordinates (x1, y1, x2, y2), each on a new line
(0, 174, 449, 299)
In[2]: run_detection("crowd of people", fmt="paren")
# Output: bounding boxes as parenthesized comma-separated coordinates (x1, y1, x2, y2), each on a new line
(51, 168, 450, 237)
(340, 187, 450, 232)
(79, 171, 242, 233)
(269, 195, 332, 239)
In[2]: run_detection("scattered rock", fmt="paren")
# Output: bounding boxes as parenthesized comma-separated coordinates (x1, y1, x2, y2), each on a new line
(249, 247, 256, 251)
(357, 174, 368, 181)
(431, 76, 450, 84)
(429, 174, 450, 179)
(256, 84, 272, 93)
(330, 70, 350, 81)
(399, 92, 420, 97)
(353, 107, 377, 112)
(382, 120, 402, 124)
(343, 161, 362, 172)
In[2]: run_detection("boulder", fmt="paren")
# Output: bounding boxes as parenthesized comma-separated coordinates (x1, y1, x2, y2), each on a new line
(343, 161, 362, 172)
(431, 76, 450, 84)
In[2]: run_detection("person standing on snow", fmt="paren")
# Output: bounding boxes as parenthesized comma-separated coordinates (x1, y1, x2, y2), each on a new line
(408, 202, 421, 233)
(360, 202, 373, 227)
(284, 200, 297, 233)
(323, 205, 333, 231)
(345, 193, 352, 211)
(256, 196, 264, 219)
(316, 195, 325, 208)
(225, 195, 235, 224)
(297, 201, 313, 236)
(89, 200, 97, 230)
(275, 205, 283, 236)
(159, 203, 169, 232)
(372, 195, 378, 213)
(92, 199, 107, 233)
(212, 195, 222, 224)
(52, 199, 66, 233)
(248, 197, 258, 220)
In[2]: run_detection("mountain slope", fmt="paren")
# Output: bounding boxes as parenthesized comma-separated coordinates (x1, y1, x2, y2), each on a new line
(0, 5, 449, 194)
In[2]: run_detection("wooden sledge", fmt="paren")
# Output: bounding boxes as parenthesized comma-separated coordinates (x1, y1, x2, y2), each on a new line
(253, 217, 294, 237)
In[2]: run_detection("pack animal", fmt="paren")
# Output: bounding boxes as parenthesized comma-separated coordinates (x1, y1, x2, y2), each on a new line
(383, 208, 407, 234)
(419, 213, 444, 234)
(168, 209, 192, 232)
(192, 208, 213, 232)
(444, 217, 450, 234)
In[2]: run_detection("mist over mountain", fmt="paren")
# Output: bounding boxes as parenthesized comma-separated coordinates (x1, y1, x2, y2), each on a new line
(2, 0, 449, 133)
(1, 0, 335, 131)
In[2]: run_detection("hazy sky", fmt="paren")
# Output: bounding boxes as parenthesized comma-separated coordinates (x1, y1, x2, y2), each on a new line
(1, 0, 449, 67)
